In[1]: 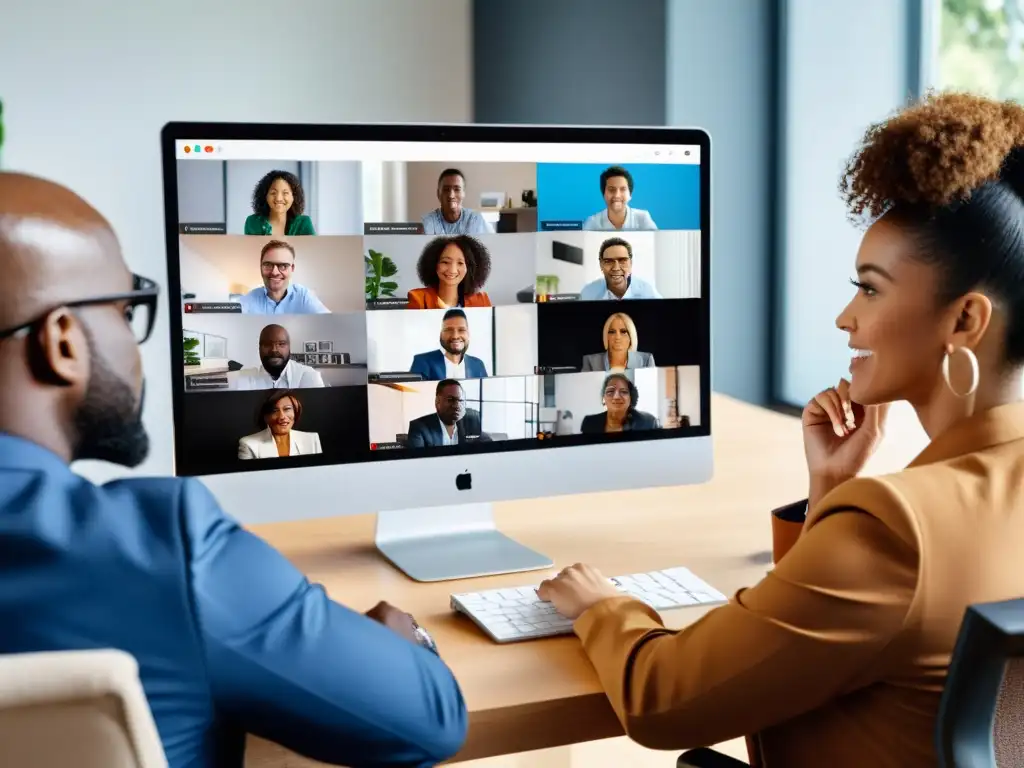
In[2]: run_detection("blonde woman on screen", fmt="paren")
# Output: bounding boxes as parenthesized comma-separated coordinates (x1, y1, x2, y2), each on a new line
(238, 390, 322, 459)
(580, 312, 655, 371)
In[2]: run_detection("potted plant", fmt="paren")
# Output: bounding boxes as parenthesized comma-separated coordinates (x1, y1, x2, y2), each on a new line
(365, 248, 399, 301)
(183, 336, 201, 366)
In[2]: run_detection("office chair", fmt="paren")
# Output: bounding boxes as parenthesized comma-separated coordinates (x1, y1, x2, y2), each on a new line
(0, 648, 167, 767)
(676, 597, 1024, 768)
(936, 597, 1024, 767)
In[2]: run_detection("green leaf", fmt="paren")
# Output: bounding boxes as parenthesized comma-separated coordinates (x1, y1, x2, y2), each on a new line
(379, 281, 399, 291)
(380, 256, 399, 277)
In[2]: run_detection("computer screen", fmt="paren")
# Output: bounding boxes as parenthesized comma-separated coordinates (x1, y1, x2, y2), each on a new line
(162, 124, 711, 522)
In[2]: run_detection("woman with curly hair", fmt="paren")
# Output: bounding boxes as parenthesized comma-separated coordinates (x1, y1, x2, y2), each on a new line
(243, 169, 316, 236)
(536, 92, 1024, 767)
(406, 235, 492, 309)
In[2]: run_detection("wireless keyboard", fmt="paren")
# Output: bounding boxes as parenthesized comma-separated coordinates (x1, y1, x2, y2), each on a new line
(451, 567, 728, 643)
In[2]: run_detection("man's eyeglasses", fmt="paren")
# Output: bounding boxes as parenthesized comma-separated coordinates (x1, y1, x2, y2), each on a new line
(0, 274, 160, 344)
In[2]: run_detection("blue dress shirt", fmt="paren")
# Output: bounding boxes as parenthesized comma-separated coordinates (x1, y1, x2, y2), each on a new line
(421, 208, 494, 235)
(237, 283, 329, 314)
(578, 276, 662, 301)
(0, 434, 467, 767)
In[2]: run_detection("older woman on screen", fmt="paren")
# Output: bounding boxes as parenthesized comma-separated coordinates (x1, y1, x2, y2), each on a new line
(243, 170, 316, 236)
(581, 312, 655, 371)
(580, 373, 660, 434)
(238, 390, 322, 459)
(407, 235, 493, 309)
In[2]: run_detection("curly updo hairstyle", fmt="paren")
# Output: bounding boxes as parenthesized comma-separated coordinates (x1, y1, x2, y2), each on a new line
(251, 170, 306, 226)
(839, 91, 1024, 364)
(416, 235, 492, 298)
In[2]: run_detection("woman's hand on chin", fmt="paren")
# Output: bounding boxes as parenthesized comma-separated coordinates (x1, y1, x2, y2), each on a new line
(802, 378, 889, 505)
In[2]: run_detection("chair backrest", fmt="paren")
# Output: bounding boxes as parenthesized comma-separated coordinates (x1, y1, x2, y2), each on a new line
(936, 597, 1024, 768)
(0, 649, 167, 768)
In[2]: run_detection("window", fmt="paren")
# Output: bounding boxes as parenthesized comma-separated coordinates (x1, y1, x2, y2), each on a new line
(937, 0, 1024, 100)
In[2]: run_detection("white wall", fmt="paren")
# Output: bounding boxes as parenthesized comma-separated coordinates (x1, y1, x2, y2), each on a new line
(402, 162, 538, 222)
(309, 162, 364, 235)
(479, 376, 539, 440)
(654, 231, 702, 299)
(179, 235, 365, 312)
(0, 0, 471, 485)
(363, 232, 537, 306)
(366, 307, 494, 375)
(493, 305, 538, 377)
(776, 0, 912, 405)
(182, 314, 368, 369)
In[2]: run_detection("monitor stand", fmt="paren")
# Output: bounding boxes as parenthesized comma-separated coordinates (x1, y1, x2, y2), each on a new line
(375, 502, 554, 582)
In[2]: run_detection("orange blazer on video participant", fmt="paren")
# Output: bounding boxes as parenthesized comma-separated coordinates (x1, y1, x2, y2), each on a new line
(406, 287, 492, 310)
(406, 235, 493, 309)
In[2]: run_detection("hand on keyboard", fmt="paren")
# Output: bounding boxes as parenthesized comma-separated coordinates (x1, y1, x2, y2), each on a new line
(451, 566, 727, 643)
(536, 563, 627, 620)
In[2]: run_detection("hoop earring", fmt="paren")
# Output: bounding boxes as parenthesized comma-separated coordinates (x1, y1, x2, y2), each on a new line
(942, 345, 980, 398)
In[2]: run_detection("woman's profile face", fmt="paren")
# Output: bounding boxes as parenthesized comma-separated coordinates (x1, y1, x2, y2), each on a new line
(603, 378, 632, 413)
(437, 244, 468, 288)
(606, 315, 631, 353)
(266, 178, 294, 215)
(837, 216, 951, 405)
(265, 398, 296, 435)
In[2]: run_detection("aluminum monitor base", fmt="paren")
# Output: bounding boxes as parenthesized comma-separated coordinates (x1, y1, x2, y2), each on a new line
(375, 503, 553, 582)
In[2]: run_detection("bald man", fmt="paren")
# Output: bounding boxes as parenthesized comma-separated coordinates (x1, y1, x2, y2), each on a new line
(0, 172, 466, 767)
(234, 323, 325, 390)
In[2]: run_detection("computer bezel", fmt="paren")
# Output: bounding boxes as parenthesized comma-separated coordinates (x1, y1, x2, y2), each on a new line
(160, 122, 712, 520)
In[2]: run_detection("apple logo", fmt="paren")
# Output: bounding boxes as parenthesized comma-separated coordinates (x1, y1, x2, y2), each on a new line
(455, 472, 472, 491)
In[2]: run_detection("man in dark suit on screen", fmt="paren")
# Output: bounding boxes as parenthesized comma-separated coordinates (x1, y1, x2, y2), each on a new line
(406, 379, 491, 448)
(409, 309, 488, 381)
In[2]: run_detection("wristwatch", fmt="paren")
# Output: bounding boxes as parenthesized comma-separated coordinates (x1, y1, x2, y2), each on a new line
(412, 619, 439, 655)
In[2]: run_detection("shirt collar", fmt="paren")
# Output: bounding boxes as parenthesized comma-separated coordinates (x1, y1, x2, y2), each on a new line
(907, 402, 1024, 468)
(0, 433, 74, 475)
(259, 358, 295, 385)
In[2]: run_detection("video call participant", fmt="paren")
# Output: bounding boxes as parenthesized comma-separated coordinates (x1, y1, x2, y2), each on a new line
(0, 172, 466, 767)
(407, 235, 493, 309)
(406, 379, 490, 448)
(410, 309, 488, 380)
(581, 312, 656, 371)
(578, 237, 662, 301)
(234, 324, 325, 390)
(580, 373, 660, 434)
(582, 165, 657, 231)
(243, 169, 316, 236)
(421, 168, 494, 235)
(238, 389, 322, 459)
(238, 240, 328, 314)
(538, 92, 1024, 768)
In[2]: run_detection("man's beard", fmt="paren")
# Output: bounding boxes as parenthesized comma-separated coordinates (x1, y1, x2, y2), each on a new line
(263, 354, 288, 378)
(72, 330, 149, 468)
(441, 336, 466, 360)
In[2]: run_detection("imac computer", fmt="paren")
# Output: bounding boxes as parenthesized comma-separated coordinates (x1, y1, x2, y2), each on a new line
(160, 123, 711, 583)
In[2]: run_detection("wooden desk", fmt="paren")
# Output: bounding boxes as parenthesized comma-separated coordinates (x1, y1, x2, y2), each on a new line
(244, 394, 928, 767)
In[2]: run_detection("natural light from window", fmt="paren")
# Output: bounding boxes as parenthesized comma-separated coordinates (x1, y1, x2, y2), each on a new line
(937, 0, 1024, 100)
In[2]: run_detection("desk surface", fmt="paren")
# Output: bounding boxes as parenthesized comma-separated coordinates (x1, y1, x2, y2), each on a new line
(243, 394, 928, 766)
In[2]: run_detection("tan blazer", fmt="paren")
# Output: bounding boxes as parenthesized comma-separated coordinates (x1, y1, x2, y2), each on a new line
(573, 402, 1024, 768)
(237, 428, 322, 460)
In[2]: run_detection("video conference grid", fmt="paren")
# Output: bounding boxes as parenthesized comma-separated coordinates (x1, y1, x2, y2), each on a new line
(172, 155, 706, 476)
